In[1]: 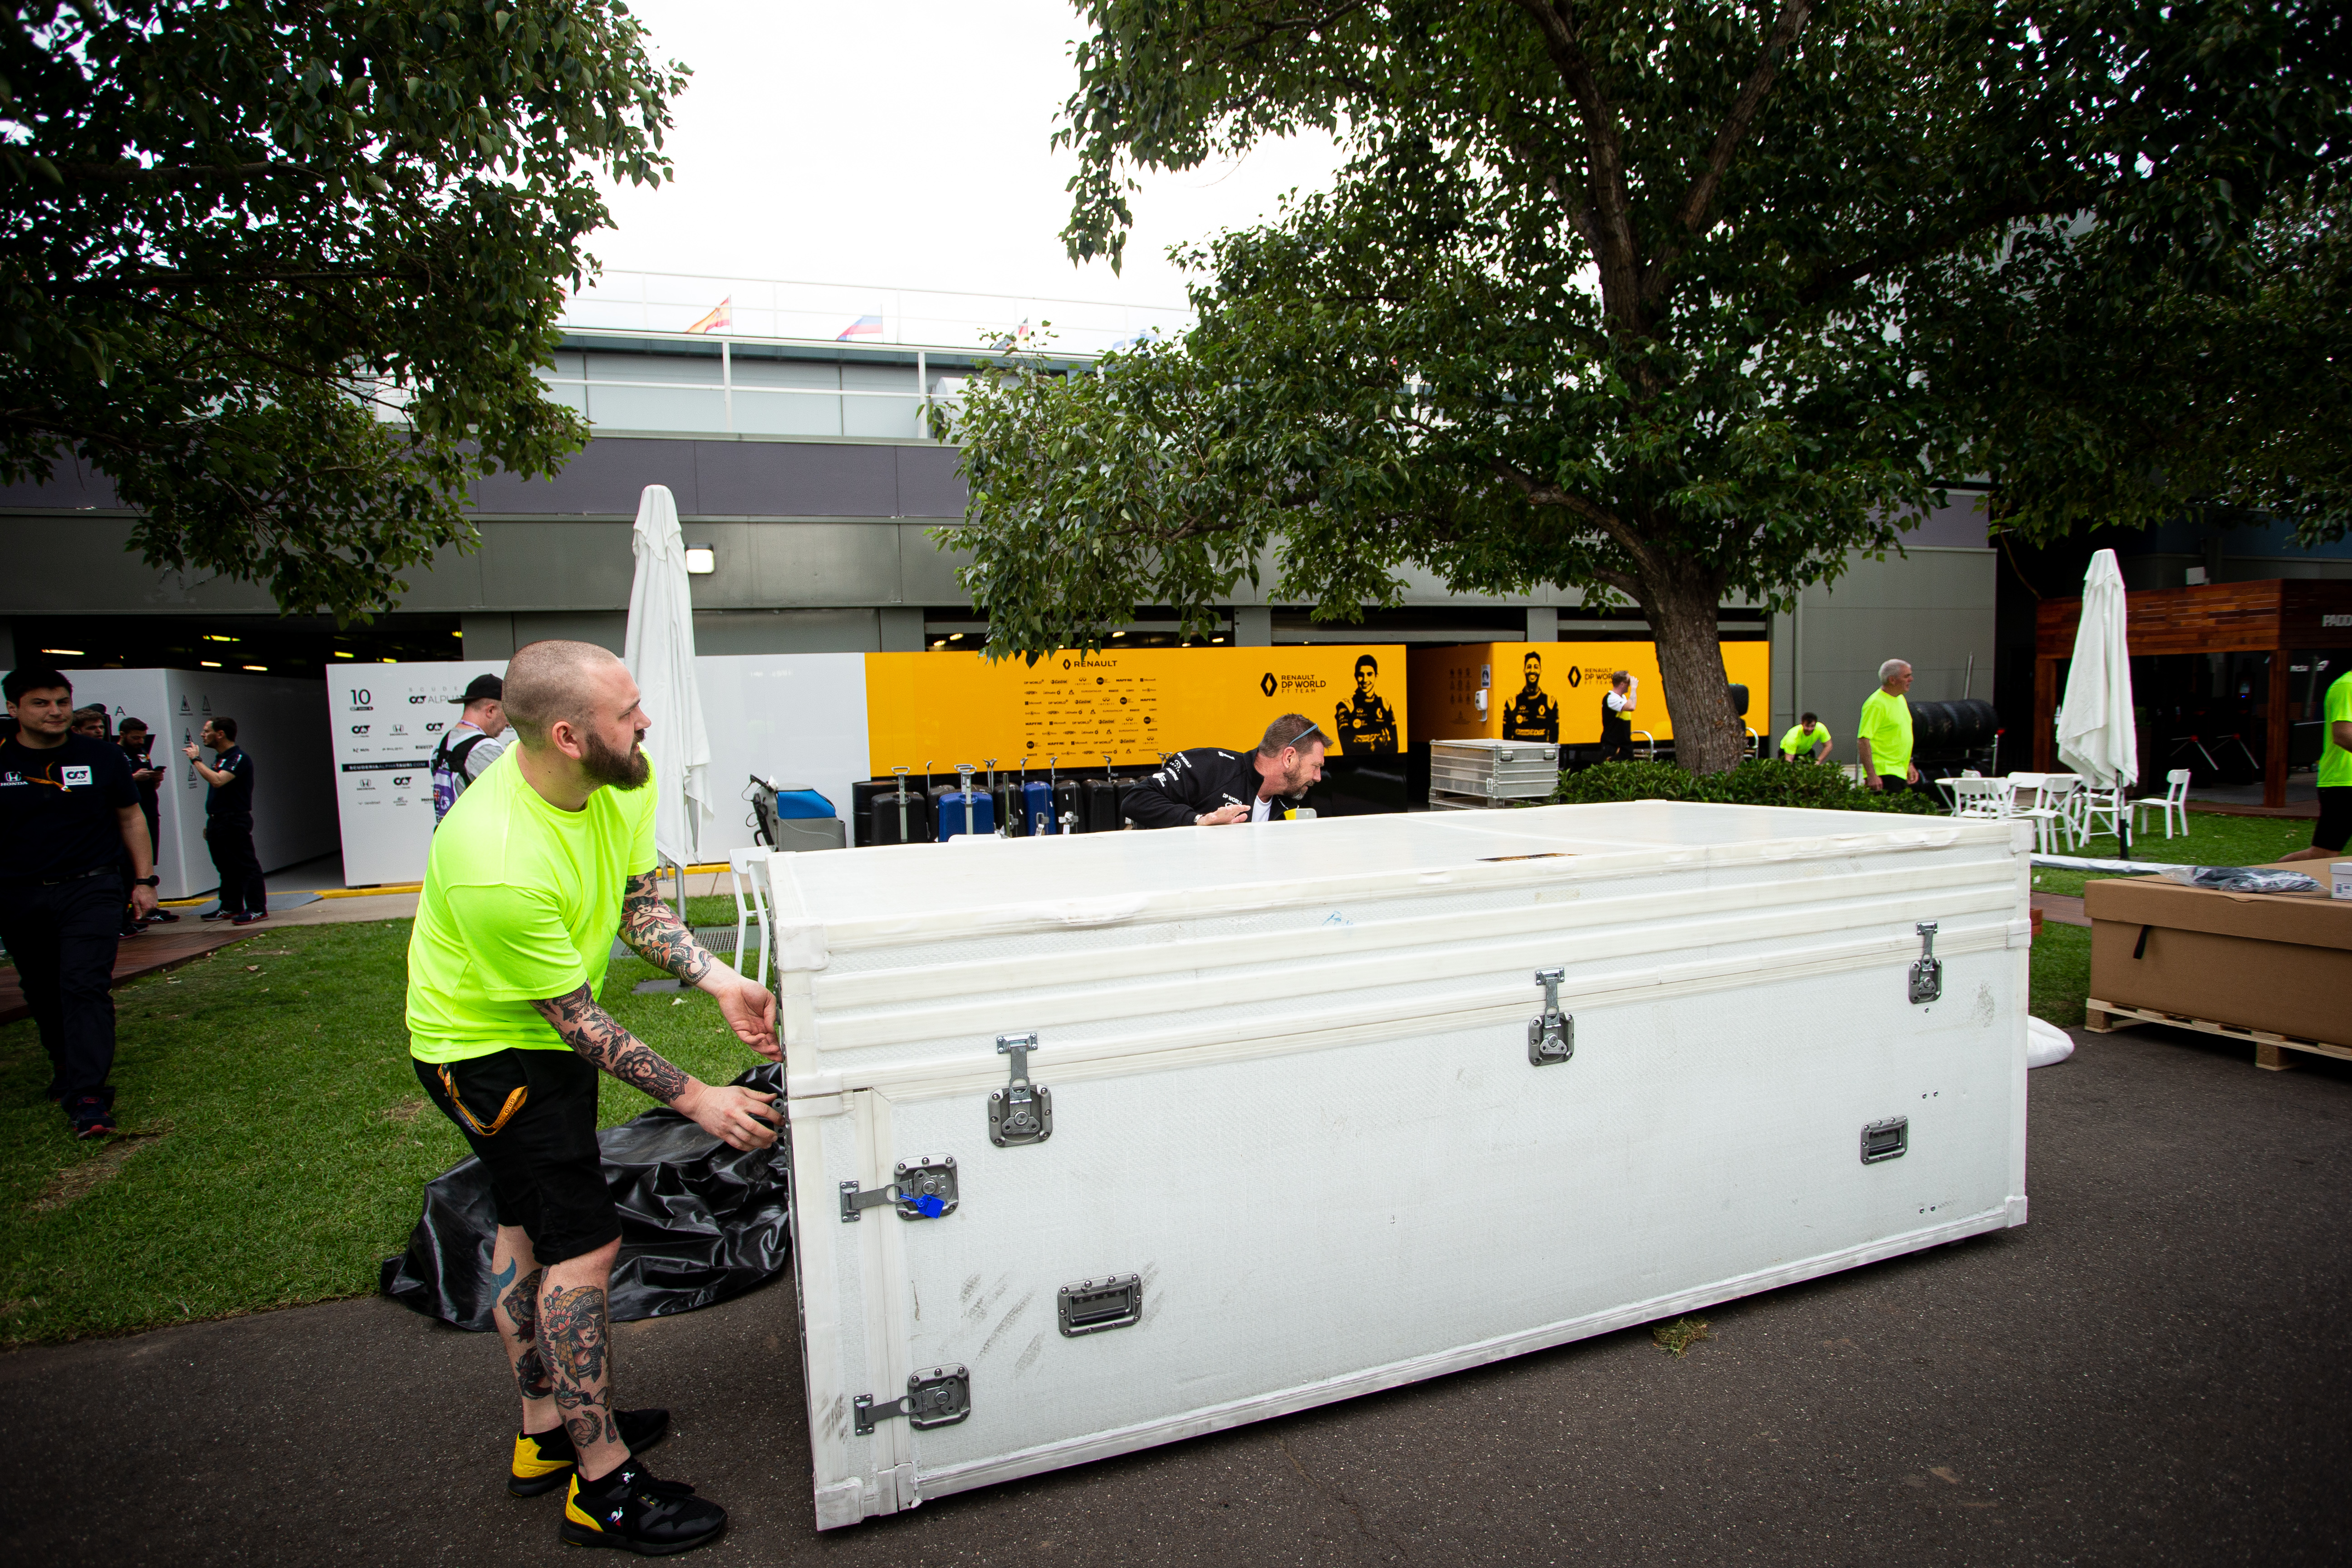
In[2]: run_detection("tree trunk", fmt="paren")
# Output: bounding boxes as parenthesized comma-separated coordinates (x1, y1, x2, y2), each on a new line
(1637, 564, 1747, 774)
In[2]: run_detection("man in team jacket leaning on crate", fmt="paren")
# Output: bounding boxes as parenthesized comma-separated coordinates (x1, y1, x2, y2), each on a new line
(1123, 713, 1328, 827)
(405, 639, 780, 1557)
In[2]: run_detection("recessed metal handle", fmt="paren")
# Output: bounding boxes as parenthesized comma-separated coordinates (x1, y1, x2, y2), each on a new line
(1057, 1274, 1142, 1337)
(1861, 1117, 1909, 1165)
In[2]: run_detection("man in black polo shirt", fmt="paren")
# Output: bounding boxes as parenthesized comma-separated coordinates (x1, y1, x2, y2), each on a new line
(1, 666, 159, 1138)
(185, 716, 264, 924)
(1122, 714, 1328, 827)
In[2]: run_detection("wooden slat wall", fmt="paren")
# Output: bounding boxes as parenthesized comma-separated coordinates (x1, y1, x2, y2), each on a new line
(2036, 581, 2288, 657)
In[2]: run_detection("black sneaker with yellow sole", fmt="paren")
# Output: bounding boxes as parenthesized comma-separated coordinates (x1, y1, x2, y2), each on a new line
(510, 1408, 671, 1497)
(560, 1459, 726, 1556)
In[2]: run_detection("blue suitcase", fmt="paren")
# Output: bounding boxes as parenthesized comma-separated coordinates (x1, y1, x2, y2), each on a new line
(1024, 756, 1060, 836)
(935, 764, 997, 841)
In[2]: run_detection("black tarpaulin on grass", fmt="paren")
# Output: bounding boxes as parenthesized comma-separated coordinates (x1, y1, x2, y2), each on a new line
(379, 1063, 790, 1331)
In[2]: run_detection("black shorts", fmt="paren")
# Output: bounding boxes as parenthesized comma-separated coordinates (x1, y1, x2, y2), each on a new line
(2315, 786, 2352, 854)
(416, 1049, 618, 1266)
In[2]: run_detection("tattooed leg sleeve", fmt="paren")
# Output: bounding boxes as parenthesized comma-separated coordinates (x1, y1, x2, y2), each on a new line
(490, 1230, 554, 1415)
(542, 1280, 619, 1457)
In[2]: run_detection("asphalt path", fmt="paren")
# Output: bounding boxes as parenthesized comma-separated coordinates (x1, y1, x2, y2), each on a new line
(7, 1023, 2349, 1566)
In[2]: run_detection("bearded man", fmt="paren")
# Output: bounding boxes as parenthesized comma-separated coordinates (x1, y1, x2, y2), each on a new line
(1120, 713, 1328, 827)
(405, 640, 779, 1556)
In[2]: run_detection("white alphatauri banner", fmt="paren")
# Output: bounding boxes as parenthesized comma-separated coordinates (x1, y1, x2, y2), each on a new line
(328, 652, 869, 887)
(328, 661, 506, 888)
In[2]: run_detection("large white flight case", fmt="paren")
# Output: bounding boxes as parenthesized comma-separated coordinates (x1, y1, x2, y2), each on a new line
(766, 802, 2032, 1528)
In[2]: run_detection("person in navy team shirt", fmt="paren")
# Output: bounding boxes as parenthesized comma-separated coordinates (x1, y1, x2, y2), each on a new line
(185, 715, 265, 924)
(0, 666, 158, 1138)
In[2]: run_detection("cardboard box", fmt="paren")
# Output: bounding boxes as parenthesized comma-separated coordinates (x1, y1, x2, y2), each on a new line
(2085, 863, 2352, 1046)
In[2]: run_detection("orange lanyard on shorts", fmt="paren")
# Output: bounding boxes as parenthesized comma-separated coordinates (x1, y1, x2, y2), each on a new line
(438, 1065, 527, 1137)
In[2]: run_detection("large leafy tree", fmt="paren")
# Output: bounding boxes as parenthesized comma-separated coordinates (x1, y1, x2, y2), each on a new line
(945, 0, 2347, 772)
(1920, 187, 2352, 549)
(0, 0, 685, 619)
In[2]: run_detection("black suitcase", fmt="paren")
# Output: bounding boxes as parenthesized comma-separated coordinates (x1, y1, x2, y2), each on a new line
(1053, 772, 1084, 833)
(1083, 753, 1124, 833)
(867, 767, 932, 846)
(990, 760, 1026, 838)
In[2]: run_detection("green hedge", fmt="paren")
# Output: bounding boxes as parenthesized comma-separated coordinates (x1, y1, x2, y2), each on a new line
(1548, 759, 1945, 814)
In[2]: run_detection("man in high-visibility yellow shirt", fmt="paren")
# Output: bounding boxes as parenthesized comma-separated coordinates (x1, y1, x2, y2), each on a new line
(1778, 713, 1832, 763)
(1856, 660, 1920, 794)
(2284, 666, 2352, 863)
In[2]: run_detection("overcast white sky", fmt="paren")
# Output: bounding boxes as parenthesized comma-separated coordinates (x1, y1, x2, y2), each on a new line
(589, 0, 1348, 309)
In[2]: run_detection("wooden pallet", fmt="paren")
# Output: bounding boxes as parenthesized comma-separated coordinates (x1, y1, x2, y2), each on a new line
(2083, 997, 2352, 1071)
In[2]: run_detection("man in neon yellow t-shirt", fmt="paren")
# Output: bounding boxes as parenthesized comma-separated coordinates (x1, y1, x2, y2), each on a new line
(1779, 712, 1832, 763)
(2284, 667, 2352, 862)
(1856, 659, 1919, 793)
(407, 640, 777, 1556)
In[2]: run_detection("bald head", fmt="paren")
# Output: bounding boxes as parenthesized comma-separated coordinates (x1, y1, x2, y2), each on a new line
(504, 640, 626, 746)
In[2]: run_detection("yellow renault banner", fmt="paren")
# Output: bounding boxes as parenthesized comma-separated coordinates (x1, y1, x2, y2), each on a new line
(1407, 642, 1771, 744)
(863, 646, 1409, 774)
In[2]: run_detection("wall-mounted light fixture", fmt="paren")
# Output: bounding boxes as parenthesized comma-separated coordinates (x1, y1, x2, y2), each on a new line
(685, 545, 717, 575)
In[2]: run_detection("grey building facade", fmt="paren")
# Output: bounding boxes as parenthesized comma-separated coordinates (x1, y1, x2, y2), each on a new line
(1, 322, 2004, 755)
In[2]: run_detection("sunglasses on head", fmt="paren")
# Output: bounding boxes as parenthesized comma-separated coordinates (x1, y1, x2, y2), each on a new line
(1286, 723, 1324, 751)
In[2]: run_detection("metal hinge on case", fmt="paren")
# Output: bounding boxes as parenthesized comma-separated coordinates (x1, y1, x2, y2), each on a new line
(989, 1031, 1053, 1146)
(1908, 922, 1942, 1004)
(853, 1365, 971, 1434)
(838, 1155, 958, 1222)
(1528, 968, 1573, 1065)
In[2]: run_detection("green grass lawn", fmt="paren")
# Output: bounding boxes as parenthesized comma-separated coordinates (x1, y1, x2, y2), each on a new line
(2027, 808, 2317, 899)
(0, 919, 774, 1348)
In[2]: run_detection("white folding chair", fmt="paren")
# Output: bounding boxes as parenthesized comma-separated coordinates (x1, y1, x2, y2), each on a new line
(2132, 768, 2191, 839)
(728, 847, 773, 990)
(1948, 776, 2014, 820)
(2009, 772, 2071, 854)
(2073, 779, 2128, 847)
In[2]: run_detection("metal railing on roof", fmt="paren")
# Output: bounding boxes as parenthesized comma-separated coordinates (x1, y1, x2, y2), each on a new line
(561, 269, 1190, 357)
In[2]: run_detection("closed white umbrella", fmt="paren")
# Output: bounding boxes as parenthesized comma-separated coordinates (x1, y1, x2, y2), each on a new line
(622, 484, 712, 876)
(2057, 548, 2137, 852)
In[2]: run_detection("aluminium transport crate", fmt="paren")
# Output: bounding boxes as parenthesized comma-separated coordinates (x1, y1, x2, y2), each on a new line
(1427, 737, 1561, 804)
(766, 802, 2033, 1528)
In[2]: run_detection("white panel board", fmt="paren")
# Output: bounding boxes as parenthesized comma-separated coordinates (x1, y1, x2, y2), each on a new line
(692, 652, 870, 857)
(69, 669, 337, 900)
(330, 652, 870, 887)
(327, 661, 505, 888)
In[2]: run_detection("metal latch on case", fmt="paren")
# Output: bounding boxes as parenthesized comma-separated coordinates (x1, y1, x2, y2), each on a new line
(1057, 1274, 1142, 1337)
(1908, 922, 1942, 1004)
(1528, 968, 1573, 1065)
(853, 1365, 971, 1435)
(989, 1031, 1053, 1146)
(838, 1155, 958, 1222)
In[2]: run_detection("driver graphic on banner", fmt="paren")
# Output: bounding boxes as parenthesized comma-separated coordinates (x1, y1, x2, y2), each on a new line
(1500, 652, 1558, 744)
(1333, 655, 1399, 755)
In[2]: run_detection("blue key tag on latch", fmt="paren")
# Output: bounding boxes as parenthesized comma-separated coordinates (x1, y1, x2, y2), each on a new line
(909, 1194, 946, 1219)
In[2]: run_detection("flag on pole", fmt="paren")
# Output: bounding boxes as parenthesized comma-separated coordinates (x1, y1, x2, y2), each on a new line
(685, 297, 731, 334)
(837, 314, 882, 341)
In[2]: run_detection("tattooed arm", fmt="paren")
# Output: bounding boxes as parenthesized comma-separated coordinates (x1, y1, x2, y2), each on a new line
(619, 870, 718, 984)
(532, 984, 778, 1148)
(616, 870, 782, 1057)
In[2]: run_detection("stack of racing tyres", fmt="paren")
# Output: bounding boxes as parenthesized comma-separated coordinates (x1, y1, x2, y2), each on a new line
(765, 800, 2033, 1527)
